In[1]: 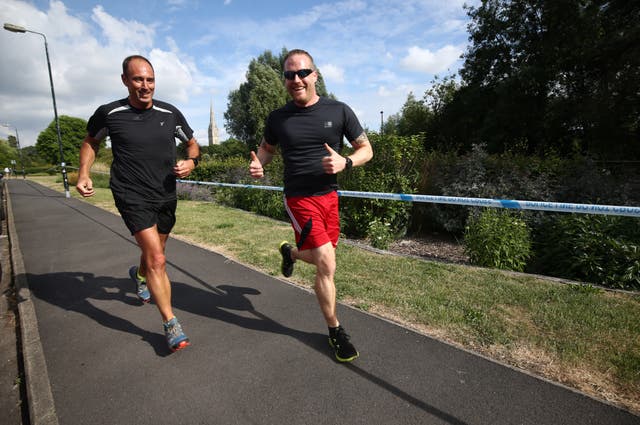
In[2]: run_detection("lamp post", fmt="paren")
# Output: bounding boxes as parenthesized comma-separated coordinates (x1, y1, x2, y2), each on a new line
(4, 22, 70, 197)
(1, 123, 25, 179)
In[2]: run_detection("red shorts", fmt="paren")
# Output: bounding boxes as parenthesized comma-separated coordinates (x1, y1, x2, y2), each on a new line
(284, 191, 340, 251)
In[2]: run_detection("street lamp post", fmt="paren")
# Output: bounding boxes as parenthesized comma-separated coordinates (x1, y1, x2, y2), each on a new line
(3, 22, 70, 197)
(1, 123, 26, 179)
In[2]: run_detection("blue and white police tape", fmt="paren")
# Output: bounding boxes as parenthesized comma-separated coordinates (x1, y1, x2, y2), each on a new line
(177, 180, 640, 218)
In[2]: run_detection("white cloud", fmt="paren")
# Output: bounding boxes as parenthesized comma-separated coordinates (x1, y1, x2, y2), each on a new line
(0, 0, 201, 146)
(150, 49, 195, 103)
(400, 45, 464, 74)
(318, 63, 344, 84)
(91, 5, 155, 51)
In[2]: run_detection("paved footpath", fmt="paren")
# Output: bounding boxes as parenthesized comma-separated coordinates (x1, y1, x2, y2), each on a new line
(5, 179, 640, 425)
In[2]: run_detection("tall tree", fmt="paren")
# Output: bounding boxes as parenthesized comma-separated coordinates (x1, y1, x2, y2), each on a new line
(436, 0, 639, 158)
(7, 134, 18, 149)
(36, 115, 89, 165)
(224, 48, 331, 149)
(0, 137, 19, 168)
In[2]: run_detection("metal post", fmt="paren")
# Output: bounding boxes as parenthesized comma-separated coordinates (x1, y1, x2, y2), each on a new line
(4, 22, 70, 197)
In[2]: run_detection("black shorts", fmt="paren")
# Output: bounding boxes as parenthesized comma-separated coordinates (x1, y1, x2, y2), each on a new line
(114, 197, 177, 235)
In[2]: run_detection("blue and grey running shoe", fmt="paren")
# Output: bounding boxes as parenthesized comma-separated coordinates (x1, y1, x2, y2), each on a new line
(163, 317, 190, 352)
(128, 266, 150, 303)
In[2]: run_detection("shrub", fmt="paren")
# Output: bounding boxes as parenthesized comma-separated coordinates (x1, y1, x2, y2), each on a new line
(531, 214, 640, 290)
(185, 154, 287, 221)
(217, 187, 286, 221)
(340, 133, 425, 239)
(176, 182, 214, 201)
(415, 144, 555, 235)
(464, 208, 532, 272)
(367, 218, 394, 250)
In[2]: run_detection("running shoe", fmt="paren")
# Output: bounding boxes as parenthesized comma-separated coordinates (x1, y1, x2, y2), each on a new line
(128, 266, 151, 304)
(163, 317, 190, 352)
(329, 326, 359, 362)
(279, 241, 295, 277)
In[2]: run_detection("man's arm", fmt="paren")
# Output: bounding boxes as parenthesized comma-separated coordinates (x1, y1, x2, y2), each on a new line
(322, 131, 374, 174)
(174, 137, 200, 178)
(249, 138, 277, 179)
(346, 132, 374, 167)
(185, 137, 200, 164)
(76, 134, 101, 197)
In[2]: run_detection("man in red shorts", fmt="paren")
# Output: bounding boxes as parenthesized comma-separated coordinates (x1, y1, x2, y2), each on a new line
(249, 49, 373, 362)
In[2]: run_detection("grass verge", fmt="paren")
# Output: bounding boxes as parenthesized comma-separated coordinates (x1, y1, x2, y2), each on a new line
(27, 175, 640, 414)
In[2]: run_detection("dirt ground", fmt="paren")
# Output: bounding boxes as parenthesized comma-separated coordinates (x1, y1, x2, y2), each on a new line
(347, 233, 470, 265)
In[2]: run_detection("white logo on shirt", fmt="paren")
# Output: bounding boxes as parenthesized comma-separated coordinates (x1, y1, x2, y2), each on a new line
(324, 121, 333, 128)
(160, 121, 165, 126)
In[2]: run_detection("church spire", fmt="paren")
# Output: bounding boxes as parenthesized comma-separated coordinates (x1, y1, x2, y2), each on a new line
(208, 99, 220, 146)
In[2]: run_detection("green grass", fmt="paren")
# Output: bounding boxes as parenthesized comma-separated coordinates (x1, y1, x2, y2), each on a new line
(26, 175, 640, 413)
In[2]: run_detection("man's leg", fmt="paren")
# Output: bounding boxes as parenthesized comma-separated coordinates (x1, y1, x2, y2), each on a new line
(295, 242, 359, 362)
(134, 226, 174, 322)
(294, 242, 339, 327)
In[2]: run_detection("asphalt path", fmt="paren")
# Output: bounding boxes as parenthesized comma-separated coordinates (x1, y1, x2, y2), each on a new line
(6, 179, 639, 425)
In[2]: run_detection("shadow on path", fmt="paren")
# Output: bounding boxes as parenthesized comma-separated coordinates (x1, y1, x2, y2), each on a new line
(27, 270, 469, 424)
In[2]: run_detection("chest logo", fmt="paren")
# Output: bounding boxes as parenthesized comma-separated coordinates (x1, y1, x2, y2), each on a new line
(324, 121, 333, 128)
(160, 121, 165, 126)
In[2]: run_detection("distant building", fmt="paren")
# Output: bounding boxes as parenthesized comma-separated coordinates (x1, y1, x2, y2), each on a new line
(208, 100, 220, 146)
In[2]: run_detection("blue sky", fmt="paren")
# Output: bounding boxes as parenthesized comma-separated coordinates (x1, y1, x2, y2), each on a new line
(0, 0, 478, 148)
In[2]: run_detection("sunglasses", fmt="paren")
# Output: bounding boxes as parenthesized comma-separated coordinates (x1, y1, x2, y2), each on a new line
(283, 69, 314, 80)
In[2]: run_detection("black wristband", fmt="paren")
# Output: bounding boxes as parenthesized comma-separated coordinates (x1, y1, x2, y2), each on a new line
(345, 156, 353, 170)
(188, 157, 199, 167)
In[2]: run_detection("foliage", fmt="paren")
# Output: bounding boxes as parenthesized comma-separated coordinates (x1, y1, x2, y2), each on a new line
(411, 143, 640, 238)
(186, 154, 286, 221)
(0, 137, 19, 169)
(414, 0, 640, 159)
(16, 145, 47, 168)
(464, 208, 532, 272)
(224, 48, 332, 149)
(366, 218, 395, 250)
(219, 187, 286, 221)
(200, 138, 249, 161)
(96, 146, 113, 165)
(190, 155, 256, 185)
(176, 182, 215, 202)
(6, 134, 18, 149)
(36, 115, 90, 165)
(339, 133, 425, 239)
(531, 214, 640, 290)
(383, 92, 432, 138)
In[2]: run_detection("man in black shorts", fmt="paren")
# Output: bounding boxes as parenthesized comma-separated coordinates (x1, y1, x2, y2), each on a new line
(76, 55, 200, 352)
(249, 49, 373, 362)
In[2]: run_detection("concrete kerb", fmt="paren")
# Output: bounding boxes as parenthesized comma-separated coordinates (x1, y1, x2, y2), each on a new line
(6, 184, 59, 425)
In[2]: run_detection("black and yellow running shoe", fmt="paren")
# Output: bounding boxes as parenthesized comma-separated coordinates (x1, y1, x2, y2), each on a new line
(279, 241, 295, 277)
(329, 325, 359, 362)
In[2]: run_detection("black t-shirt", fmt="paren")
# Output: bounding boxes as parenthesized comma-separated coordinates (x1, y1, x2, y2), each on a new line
(264, 97, 363, 197)
(86, 98, 193, 202)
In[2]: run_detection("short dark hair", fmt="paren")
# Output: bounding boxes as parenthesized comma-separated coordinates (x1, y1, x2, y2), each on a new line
(122, 55, 154, 77)
(282, 49, 316, 70)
